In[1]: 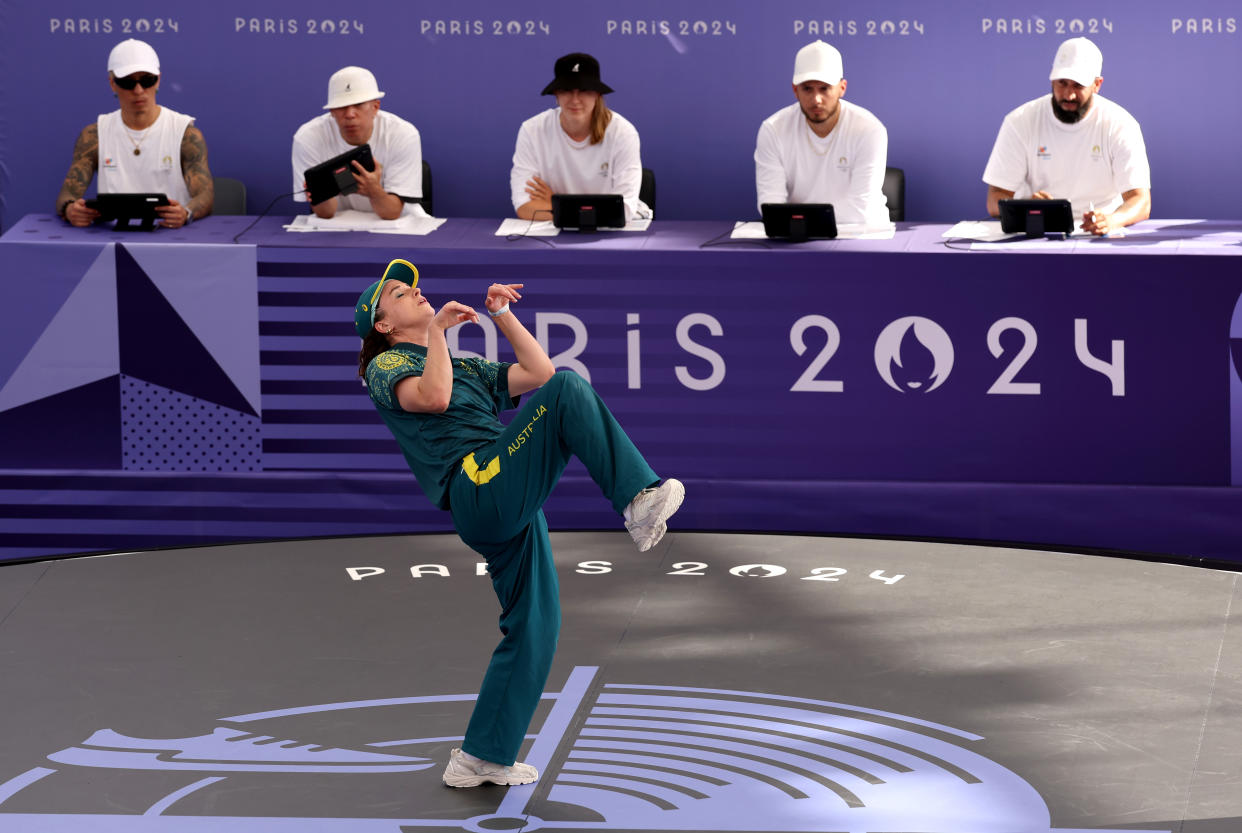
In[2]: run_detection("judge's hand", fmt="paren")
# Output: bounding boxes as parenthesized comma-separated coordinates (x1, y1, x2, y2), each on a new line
(1081, 209, 1115, 236)
(523, 176, 554, 213)
(155, 199, 190, 228)
(524, 176, 552, 202)
(63, 198, 100, 227)
(352, 159, 385, 199)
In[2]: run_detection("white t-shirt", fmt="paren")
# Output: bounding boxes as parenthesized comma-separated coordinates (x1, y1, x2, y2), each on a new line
(754, 100, 890, 227)
(97, 107, 194, 206)
(982, 94, 1150, 218)
(510, 108, 650, 220)
(291, 110, 422, 212)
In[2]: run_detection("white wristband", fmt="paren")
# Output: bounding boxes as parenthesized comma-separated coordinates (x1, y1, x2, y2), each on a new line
(488, 304, 510, 318)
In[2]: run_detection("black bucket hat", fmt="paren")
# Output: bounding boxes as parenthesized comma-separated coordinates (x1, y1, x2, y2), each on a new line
(540, 52, 615, 95)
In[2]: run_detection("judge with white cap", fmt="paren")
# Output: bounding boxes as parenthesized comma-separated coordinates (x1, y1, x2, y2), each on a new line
(56, 38, 214, 228)
(291, 66, 423, 219)
(754, 40, 890, 227)
(983, 37, 1151, 235)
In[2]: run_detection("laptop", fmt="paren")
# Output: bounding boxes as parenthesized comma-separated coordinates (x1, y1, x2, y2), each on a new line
(85, 192, 170, 231)
(304, 144, 375, 205)
(551, 193, 626, 232)
(998, 198, 1075, 237)
(761, 203, 837, 241)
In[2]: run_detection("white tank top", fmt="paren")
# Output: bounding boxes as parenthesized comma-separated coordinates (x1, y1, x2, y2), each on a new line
(97, 107, 194, 206)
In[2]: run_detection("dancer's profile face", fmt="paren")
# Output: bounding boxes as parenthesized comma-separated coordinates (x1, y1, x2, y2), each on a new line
(377, 280, 433, 333)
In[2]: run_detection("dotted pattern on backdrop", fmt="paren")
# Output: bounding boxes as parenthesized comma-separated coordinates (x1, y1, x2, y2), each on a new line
(121, 375, 262, 472)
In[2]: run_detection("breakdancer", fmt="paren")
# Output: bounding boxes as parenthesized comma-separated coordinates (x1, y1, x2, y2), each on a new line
(354, 259, 684, 787)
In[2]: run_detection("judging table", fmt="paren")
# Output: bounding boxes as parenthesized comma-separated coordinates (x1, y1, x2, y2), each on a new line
(2, 213, 1240, 562)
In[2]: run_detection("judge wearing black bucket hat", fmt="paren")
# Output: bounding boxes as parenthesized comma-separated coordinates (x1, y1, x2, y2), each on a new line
(540, 53, 615, 95)
(511, 52, 651, 222)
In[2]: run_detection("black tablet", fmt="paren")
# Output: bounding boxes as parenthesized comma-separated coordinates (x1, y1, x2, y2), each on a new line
(998, 198, 1075, 237)
(761, 203, 837, 241)
(551, 193, 626, 232)
(85, 192, 170, 231)
(304, 144, 375, 205)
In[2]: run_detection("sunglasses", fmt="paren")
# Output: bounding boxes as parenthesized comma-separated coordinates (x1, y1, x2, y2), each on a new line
(114, 73, 159, 90)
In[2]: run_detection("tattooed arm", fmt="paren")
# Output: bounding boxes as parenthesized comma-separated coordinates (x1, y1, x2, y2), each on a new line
(181, 125, 213, 219)
(156, 125, 214, 227)
(56, 125, 101, 226)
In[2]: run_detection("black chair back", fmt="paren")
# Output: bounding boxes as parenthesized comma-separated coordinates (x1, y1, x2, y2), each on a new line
(882, 167, 905, 222)
(419, 160, 433, 216)
(212, 176, 247, 215)
(639, 168, 655, 214)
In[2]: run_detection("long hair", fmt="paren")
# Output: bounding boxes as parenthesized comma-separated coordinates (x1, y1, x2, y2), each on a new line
(357, 308, 390, 380)
(590, 96, 613, 145)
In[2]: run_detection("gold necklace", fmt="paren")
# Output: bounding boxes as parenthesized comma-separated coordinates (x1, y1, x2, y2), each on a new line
(124, 125, 151, 156)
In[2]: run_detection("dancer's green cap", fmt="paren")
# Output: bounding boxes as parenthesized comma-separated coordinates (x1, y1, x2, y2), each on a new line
(354, 259, 419, 338)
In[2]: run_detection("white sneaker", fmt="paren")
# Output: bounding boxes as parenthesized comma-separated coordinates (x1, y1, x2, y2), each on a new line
(442, 748, 539, 788)
(624, 479, 685, 552)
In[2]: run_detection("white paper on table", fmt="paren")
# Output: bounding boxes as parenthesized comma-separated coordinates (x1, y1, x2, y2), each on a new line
(494, 217, 652, 236)
(496, 218, 560, 237)
(942, 220, 1008, 241)
(369, 215, 447, 235)
(283, 208, 446, 235)
(283, 215, 352, 232)
(730, 221, 768, 239)
(730, 220, 895, 240)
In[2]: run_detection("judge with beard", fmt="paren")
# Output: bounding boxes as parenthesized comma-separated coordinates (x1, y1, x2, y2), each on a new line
(983, 37, 1151, 236)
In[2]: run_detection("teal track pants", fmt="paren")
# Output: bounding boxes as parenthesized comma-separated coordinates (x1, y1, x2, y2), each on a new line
(448, 370, 658, 765)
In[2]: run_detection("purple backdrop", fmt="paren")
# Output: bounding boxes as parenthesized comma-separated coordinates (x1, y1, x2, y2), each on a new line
(2, 0, 1240, 231)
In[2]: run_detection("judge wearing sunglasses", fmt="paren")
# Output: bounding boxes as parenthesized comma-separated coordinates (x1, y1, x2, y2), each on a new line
(56, 39, 213, 228)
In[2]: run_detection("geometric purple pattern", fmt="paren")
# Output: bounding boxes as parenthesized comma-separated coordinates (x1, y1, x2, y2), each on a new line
(121, 375, 261, 472)
(116, 246, 257, 417)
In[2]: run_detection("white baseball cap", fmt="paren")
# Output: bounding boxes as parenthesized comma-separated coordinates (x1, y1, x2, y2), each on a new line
(1049, 37, 1102, 87)
(792, 40, 843, 86)
(108, 39, 159, 78)
(324, 66, 385, 110)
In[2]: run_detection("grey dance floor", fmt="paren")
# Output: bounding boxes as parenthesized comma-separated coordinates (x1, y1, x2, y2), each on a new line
(0, 531, 1238, 832)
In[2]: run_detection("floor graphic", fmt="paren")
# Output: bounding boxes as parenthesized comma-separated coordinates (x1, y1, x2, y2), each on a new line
(0, 664, 1157, 832)
(0, 533, 1237, 832)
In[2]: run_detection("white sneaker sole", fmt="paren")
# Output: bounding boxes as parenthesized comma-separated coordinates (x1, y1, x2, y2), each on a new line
(443, 770, 538, 788)
(442, 750, 539, 788)
(635, 479, 685, 552)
